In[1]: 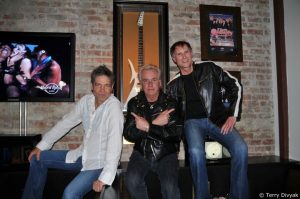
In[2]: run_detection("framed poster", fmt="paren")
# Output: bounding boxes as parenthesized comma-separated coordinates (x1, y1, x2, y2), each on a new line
(113, 1, 169, 111)
(200, 4, 243, 62)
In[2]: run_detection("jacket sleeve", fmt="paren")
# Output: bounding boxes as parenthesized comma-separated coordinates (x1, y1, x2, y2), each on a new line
(217, 65, 243, 121)
(123, 99, 147, 143)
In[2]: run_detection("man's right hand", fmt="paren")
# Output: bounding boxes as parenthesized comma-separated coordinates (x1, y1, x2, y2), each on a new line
(131, 112, 149, 132)
(28, 147, 41, 161)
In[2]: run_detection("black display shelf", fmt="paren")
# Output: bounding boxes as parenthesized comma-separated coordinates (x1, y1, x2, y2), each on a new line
(0, 134, 41, 167)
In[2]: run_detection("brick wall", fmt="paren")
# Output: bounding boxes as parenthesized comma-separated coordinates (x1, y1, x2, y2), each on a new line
(0, 0, 274, 161)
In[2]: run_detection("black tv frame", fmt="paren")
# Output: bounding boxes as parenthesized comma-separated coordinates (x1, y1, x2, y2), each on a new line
(0, 31, 75, 102)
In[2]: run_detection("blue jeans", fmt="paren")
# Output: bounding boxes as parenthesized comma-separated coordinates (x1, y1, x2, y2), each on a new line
(125, 150, 180, 199)
(21, 150, 102, 199)
(184, 119, 248, 199)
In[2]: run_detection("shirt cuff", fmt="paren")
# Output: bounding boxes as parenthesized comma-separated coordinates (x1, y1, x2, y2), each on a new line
(36, 140, 52, 151)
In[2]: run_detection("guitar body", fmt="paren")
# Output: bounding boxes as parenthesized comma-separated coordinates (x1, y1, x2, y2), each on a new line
(124, 58, 139, 109)
(124, 11, 144, 109)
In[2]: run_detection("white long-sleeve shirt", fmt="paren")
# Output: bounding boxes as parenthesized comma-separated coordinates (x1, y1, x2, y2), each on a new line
(36, 94, 124, 185)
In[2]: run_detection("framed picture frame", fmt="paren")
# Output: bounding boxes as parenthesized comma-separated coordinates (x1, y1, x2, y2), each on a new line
(113, 1, 169, 111)
(200, 4, 243, 62)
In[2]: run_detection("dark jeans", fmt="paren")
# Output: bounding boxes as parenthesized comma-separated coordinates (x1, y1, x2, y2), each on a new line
(125, 150, 180, 199)
(184, 118, 248, 199)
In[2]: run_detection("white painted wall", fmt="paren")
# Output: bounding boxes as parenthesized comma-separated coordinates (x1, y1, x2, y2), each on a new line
(270, 0, 300, 160)
(270, 0, 280, 157)
(284, 0, 300, 160)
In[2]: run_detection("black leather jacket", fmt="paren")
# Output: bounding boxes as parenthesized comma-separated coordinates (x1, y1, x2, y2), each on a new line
(167, 62, 243, 127)
(123, 91, 180, 161)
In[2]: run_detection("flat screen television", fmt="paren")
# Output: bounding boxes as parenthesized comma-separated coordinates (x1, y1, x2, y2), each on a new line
(0, 31, 75, 102)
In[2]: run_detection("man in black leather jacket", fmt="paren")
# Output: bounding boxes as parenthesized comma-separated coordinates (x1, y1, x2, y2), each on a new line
(167, 41, 248, 199)
(124, 64, 180, 199)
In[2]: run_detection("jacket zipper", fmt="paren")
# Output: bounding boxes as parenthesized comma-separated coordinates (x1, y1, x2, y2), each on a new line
(143, 139, 147, 159)
(150, 144, 157, 159)
(192, 73, 209, 117)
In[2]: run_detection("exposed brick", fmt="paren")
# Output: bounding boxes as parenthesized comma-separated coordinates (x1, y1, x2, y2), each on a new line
(57, 21, 77, 28)
(0, 0, 275, 160)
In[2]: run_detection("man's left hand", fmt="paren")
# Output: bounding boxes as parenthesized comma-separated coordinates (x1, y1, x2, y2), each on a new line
(92, 180, 105, 192)
(221, 116, 236, 134)
(152, 108, 175, 126)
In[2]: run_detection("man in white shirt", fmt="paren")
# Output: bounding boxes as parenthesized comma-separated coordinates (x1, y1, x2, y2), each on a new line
(22, 65, 124, 199)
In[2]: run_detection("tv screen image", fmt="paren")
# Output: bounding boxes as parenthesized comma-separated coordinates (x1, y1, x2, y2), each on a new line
(0, 31, 75, 102)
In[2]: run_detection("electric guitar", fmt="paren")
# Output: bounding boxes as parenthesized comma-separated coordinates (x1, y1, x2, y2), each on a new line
(124, 11, 144, 109)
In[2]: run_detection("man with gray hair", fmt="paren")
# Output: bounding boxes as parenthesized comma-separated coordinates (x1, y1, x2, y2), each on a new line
(123, 64, 181, 199)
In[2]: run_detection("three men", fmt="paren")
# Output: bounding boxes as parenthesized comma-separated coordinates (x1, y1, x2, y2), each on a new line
(22, 40, 248, 199)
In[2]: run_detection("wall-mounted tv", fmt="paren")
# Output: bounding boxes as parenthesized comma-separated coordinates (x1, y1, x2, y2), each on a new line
(0, 31, 75, 102)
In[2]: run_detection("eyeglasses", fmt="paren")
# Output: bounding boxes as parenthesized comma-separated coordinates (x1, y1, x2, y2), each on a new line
(141, 78, 159, 84)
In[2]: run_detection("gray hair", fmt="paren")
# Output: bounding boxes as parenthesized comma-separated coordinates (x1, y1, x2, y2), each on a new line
(138, 64, 161, 81)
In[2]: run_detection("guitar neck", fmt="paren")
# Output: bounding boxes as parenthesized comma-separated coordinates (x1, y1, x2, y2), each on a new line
(138, 26, 144, 68)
